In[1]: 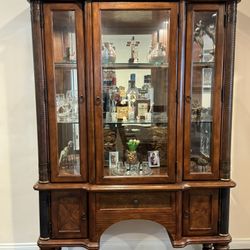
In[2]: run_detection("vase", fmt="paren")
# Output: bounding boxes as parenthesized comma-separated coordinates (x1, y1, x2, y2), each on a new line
(126, 150, 138, 165)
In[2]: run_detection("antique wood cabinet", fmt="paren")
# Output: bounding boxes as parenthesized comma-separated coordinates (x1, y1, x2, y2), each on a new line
(28, 0, 240, 249)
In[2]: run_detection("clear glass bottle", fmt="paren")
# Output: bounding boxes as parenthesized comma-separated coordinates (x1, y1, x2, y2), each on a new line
(126, 73, 139, 104)
(142, 75, 154, 109)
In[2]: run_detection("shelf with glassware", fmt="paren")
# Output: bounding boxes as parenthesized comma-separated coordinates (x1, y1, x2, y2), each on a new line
(54, 65, 81, 176)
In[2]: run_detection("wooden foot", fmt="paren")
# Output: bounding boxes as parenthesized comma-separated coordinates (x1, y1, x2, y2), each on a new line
(203, 243, 213, 250)
(214, 243, 230, 250)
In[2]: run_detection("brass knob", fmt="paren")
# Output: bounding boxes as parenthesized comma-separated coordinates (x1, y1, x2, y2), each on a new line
(95, 96, 101, 106)
(185, 96, 191, 103)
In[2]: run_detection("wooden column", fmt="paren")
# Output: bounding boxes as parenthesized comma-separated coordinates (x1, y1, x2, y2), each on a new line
(30, 0, 50, 183)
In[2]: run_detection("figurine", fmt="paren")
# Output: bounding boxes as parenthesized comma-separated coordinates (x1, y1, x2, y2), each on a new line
(59, 140, 74, 165)
(126, 36, 140, 63)
(102, 42, 116, 64)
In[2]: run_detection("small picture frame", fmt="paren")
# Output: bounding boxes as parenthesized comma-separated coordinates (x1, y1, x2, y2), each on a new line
(109, 151, 119, 168)
(202, 68, 213, 88)
(148, 150, 160, 167)
(135, 100, 150, 120)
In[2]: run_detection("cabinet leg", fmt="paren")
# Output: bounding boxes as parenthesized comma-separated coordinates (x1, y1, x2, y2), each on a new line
(214, 243, 230, 250)
(203, 243, 213, 250)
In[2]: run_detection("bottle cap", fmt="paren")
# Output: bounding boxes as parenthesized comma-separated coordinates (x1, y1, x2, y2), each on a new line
(130, 73, 136, 81)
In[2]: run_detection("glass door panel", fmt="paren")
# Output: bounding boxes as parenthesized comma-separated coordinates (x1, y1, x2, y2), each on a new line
(44, 4, 86, 182)
(93, 3, 178, 183)
(53, 11, 80, 177)
(184, 5, 224, 179)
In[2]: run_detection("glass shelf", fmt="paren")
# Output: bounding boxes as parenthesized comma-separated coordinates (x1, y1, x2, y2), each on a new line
(104, 120, 167, 126)
(102, 63, 169, 70)
(193, 62, 214, 68)
(57, 121, 79, 124)
(55, 62, 77, 69)
(191, 119, 212, 123)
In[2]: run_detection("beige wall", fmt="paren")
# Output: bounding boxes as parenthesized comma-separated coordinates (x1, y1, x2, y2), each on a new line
(230, 0, 250, 240)
(0, 0, 249, 246)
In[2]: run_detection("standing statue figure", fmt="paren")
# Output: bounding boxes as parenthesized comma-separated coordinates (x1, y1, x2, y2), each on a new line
(59, 140, 74, 166)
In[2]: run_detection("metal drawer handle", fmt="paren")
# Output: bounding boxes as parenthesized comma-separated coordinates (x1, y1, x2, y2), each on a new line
(133, 199, 139, 206)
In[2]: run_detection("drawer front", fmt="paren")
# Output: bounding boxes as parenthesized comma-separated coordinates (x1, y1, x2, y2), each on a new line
(95, 191, 177, 238)
(183, 189, 219, 236)
(51, 190, 87, 239)
(97, 191, 173, 210)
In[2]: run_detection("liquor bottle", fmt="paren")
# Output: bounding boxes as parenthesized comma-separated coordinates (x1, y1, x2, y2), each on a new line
(143, 75, 154, 109)
(126, 73, 139, 104)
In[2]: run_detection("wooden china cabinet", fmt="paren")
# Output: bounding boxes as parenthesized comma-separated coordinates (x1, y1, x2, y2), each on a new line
(28, 0, 241, 249)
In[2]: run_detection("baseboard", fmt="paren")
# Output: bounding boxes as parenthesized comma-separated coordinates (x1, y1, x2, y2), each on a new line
(0, 239, 249, 249)
(0, 243, 38, 249)
(230, 238, 250, 249)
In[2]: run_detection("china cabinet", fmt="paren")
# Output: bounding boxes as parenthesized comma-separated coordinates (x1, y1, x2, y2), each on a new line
(28, 0, 240, 249)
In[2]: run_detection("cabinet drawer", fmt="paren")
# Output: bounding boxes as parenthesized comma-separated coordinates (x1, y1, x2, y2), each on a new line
(96, 191, 174, 210)
(51, 190, 87, 239)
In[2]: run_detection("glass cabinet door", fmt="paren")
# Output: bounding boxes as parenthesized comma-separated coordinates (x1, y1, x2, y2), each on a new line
(44, 4, 87, 182)
(93, 3, 178, 184)
(184, 4, 225, 180)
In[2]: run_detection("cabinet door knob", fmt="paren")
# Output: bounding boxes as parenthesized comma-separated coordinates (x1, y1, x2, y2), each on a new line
(95, 96, 102, 106)
(79, 95, 84, 103)
(184, 210, 189, 218)
(81, 213, 86, 221)
(185, 96, 191, 103)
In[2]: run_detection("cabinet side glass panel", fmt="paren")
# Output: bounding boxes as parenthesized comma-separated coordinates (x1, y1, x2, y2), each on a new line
(190, 11, 217, 174)
(101, 10, 170, 177)
(52, 11, 80, 176)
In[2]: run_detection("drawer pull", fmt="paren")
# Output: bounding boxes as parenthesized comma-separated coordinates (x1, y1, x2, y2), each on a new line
(133, 199, 139, 206)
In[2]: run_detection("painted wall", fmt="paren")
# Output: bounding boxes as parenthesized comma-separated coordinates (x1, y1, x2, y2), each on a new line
(0, 0, 249, 249)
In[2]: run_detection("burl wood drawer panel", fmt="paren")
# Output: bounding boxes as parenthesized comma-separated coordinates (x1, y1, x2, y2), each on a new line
(95, 191, 177, 237)
(51, 190, 87, 239)
(183, 189, 219, 236)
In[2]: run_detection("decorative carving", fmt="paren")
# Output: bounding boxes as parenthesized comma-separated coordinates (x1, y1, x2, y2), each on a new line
(58, 197, 80, 231)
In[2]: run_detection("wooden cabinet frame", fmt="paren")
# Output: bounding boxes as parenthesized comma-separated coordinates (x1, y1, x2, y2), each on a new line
(28, 0, 240, 250)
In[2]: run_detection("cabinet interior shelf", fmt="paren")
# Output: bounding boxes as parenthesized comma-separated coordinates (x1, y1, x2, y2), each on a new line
(55, 62, 77, 69)
(102, 63, 169, 69)
(57, 121, 79, 124)
(104, 120, 167, 126)
(193, 62, 214, 68)
(54, 62, 169, 70)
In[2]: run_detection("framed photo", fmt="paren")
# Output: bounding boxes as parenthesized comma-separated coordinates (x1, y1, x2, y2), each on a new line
(109, 151, 119, 168)
(202, 68, 213, 88)
(148, 150, 160, 167)
(135, 100, 150, 120)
